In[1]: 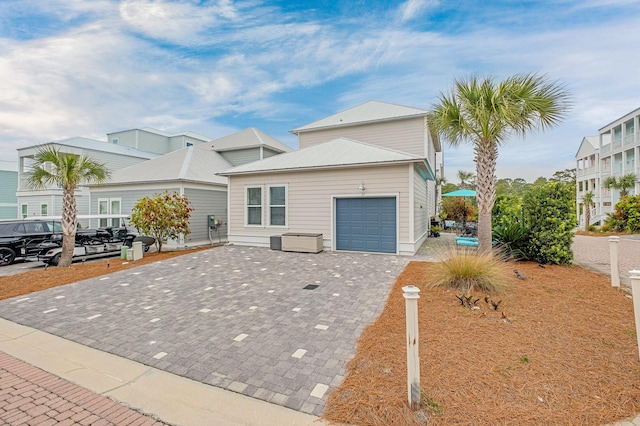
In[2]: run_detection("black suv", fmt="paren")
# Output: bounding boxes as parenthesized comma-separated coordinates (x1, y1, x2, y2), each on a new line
(0, 219, 62, 266)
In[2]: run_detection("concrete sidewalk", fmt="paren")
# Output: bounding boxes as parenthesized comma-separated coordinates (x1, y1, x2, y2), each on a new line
(0, 318, 319, 426)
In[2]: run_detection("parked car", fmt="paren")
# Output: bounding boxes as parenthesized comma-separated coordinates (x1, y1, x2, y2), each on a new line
(0, 219, 63, 266)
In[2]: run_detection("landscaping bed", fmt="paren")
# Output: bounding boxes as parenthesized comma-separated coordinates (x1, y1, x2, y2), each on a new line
(324, 261, 640, 425)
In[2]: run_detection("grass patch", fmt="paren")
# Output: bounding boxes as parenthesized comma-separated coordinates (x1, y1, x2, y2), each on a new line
(426, 246, 513, 294)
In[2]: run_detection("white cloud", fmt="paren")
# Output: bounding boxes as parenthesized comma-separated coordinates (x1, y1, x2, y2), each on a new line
(399, 0, 438, 22)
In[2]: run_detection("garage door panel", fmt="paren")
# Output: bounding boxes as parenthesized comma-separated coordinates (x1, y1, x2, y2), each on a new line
(336, 197, 396, 254)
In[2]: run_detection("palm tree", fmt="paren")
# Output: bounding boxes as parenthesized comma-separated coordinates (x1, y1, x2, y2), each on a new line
(457, 170, 475, 189)
(604, 173, 637, 198)
(27, 146, 110, 267)
(581, 191, 594, 231)
(429, 74, 571, 254)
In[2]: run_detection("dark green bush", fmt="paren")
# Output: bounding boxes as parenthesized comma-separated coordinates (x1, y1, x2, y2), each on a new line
(492, 220, 530, 259)
(605, 195, 640, 233)
(522, 182, 577, 265)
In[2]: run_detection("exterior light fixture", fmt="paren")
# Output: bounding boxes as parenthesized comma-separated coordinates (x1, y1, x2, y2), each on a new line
(358, 181, 366, 195)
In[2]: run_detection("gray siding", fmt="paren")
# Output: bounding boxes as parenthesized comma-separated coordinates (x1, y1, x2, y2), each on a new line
(221, 148, 261, 166)
(135, 130, 171, 154)
(263, 148, 279, 159)
(89, 188, 179, 227)
(184, 188, 228, 243)
(107, 131, 137, 149)
(0, 170, 18, 219)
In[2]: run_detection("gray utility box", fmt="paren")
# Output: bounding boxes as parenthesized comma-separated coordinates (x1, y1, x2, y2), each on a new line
(281, 233, 323, 253)
(270, 235, 282, 251)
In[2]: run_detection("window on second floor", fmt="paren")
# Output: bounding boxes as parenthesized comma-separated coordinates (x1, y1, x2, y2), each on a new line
(40, 204, 48, 216)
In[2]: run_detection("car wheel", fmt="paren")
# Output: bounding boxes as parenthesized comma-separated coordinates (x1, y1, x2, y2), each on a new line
(0, 247, 16, 266)
(50, 253, 61, 267)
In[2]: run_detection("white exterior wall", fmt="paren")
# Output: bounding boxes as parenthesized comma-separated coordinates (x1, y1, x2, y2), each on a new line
(297, 117, 427, 157)
(227, 164, 418, 255)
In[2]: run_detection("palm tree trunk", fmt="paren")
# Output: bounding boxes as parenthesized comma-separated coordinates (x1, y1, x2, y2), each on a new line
(60, 185, 77, 267)
(475, 142, 497, 255)
(584, 204, 591, 232)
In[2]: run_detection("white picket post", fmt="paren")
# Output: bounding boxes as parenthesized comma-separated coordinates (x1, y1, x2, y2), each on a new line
(403, 285, 421, 411)
(631, 270, 640, 360)
(609, 236, 620, 287)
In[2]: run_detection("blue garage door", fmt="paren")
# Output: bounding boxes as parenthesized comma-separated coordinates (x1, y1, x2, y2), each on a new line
(335, 197, 397, 253)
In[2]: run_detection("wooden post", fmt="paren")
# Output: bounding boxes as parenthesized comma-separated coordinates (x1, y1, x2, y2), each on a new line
(609, 236, 620, 287)
(631, 270, 640, 360)
(403, 285, 421, 411)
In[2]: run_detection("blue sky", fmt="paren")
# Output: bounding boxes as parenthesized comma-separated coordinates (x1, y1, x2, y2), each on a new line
(1, 0, 639, 182)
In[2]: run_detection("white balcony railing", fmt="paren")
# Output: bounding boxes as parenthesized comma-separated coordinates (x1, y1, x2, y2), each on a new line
(601, 144, 612, 155)
(624, 134, 635, 146)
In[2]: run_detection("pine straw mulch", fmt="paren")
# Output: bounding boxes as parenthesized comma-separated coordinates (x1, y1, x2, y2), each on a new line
(323, 261, 640, 426)
(0, 245, 215, 301)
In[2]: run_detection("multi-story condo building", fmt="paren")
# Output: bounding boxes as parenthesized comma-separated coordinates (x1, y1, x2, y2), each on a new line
(576, 107, 639, 227)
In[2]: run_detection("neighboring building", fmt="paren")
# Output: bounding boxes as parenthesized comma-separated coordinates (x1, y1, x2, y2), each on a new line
(0, 161, 18, 219)
(106, 127, 210, 155)
(89, 127, 291, 248)
(17, 136, 160, 223)
(576, 107, 640, 227)
(220, 100, 442, 256)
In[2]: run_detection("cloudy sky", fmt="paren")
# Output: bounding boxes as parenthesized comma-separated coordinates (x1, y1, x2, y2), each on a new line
(1, 0, 639, 182)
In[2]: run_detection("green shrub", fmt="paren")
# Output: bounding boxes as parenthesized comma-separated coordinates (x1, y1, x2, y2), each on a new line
(492, 220, 530, 259)
(523, 182, 576, 265)
(605, 195, 640, 233)
(427, 246, 512, 294)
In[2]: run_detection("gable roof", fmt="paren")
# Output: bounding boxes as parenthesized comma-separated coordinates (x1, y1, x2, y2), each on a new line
(208, 127, 292, 153)
(18, 137, 160, 160)
(291, 100, 429, 134)
(219, 137, 425, 176)
(575, 136, 599, 158)
(94, 144, 230, 186)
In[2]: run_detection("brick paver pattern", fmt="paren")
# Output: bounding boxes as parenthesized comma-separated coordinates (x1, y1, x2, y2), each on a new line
(0, 352, 166, 426)
(0, 246, 408, 416)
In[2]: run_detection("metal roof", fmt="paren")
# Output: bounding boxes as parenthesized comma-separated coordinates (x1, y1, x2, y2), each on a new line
(291, 100, 428, 134)
(218, 138, 425, 176)
(17, 137, 160, 159)
(94, 144, 230, 186)
(208, 127, 293, 153)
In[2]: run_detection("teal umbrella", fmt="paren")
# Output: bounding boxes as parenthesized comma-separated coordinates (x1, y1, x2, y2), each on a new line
(441, 189, 476, 197)
(442, 189, 476, 231)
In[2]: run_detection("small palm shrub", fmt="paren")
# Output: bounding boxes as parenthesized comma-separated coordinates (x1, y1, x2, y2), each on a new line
(427, 246, 513, 294)
(492, 221, 530, 259)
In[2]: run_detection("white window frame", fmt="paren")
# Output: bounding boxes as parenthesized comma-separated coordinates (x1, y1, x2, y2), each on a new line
(98, 197, 122, 227)
(21, 204, 28, 219)
(245, 186, 263, 227)
(40, 203, 48, 216)
(267, 184, 288, 227)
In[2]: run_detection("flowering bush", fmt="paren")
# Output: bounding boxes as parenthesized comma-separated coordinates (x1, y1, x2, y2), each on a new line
(130, 191, 194, 252)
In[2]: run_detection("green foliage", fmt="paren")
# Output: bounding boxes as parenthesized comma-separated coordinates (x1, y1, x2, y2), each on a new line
(427, 246, 512, 294)
(492, 194, 523, 227)
(604, 174, 637, 198)
(492, 221, 530, 259)
(130, 191, 194, 252)
(605, 195, 640, 233)
(26, 146, 110, 267)
(523, 182, 576, 264)
(420, 390, 444, 416)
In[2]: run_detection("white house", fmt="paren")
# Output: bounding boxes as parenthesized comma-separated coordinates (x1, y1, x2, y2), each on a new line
(219, 100, 442, 255)
(576, 107, 640, 226)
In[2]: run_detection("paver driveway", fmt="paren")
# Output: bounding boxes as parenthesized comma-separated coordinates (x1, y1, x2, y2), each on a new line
(0, 246, 408, 416)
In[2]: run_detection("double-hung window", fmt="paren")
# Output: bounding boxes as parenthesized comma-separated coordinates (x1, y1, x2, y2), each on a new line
(245, 185, 287, 227)
(268, 185, 286, 226)
(246, 187, 263, 225)
(98, 198, 122, 227)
